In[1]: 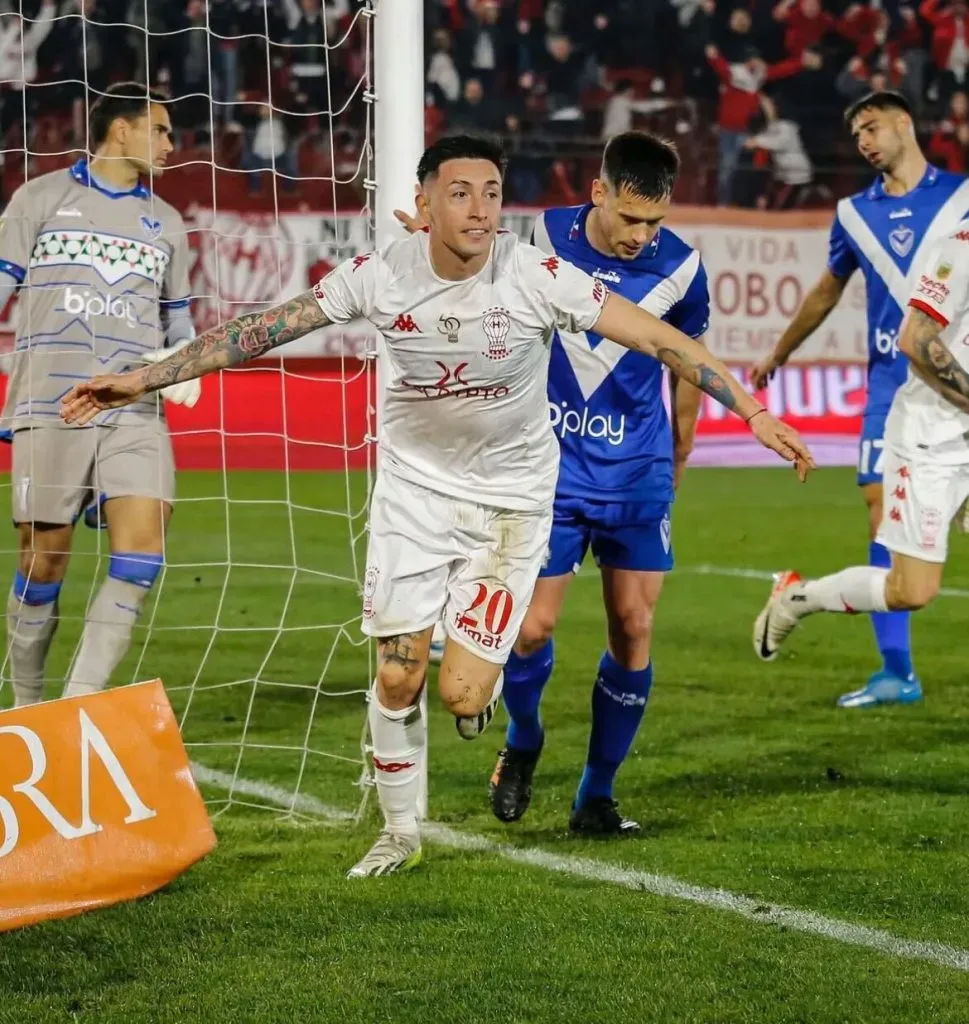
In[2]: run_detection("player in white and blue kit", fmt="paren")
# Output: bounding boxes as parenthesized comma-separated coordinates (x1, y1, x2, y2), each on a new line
(751, 91, 969, 707)
(489, 133, 709, 834)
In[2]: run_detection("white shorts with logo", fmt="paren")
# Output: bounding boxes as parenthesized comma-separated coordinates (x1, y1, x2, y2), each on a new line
(362, 472, 553, 664)
(876, 444, 969, 564)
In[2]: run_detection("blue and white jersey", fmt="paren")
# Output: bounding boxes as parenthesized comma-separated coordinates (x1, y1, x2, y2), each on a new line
(534, 204, 709, 505)
(829, 165, 969, 418)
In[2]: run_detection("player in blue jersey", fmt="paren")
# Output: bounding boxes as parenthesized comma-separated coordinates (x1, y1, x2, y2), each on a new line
(487, 132, 710, 834)
(750, 90, 969, 708)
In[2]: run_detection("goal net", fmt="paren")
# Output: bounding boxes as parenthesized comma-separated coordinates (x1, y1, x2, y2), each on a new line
(0, 0, 411, 822)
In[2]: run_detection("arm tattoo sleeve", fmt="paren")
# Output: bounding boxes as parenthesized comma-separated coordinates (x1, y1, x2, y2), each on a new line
(906, 308, 969, 415)
(654, 345, 739, 413)
(142, 289, 330, 393)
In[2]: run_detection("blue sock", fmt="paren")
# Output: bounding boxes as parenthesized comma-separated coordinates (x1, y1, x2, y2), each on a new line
(868, 541, 914, 680)
(576, 652, 653, 808)
(503, 641, 553, 752)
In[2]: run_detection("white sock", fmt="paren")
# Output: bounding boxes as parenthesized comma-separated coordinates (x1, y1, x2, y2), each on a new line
(63, 576, 150, 698)
(368, 692, 423, 837)
(792, 566, 890, 616)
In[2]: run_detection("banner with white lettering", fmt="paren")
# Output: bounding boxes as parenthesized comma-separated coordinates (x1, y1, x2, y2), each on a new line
(0, 207, 868, 363)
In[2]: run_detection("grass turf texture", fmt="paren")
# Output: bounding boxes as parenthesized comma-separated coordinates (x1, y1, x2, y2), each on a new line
(3, 466, 969, 1023)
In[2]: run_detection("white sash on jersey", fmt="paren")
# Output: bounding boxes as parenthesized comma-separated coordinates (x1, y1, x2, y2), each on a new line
(836, 178, 969, 311)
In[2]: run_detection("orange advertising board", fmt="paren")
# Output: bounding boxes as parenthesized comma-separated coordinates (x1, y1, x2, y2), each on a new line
(0, 679, 216, 931)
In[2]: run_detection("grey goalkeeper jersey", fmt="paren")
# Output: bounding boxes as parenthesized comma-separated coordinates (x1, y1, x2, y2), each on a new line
(0, 159, 192, 431)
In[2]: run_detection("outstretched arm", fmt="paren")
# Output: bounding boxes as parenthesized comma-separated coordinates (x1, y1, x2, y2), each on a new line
(594, 292, 762, 420)
(61, 290, 330, 424)
(593, 292, 816, 479)
(899, 306, 969, 415)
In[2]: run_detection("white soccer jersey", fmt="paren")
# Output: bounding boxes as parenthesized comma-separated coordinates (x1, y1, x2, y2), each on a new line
(314, 230, 609, 511)
(893, 223, 969, 464)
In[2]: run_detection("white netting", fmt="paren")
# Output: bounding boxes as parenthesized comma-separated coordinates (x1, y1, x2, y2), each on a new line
(0, 0, 379, 820)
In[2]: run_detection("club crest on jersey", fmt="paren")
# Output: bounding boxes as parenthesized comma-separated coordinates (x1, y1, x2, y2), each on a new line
(482, 306, 511, 360)
(937, 260, 953, 280)
(889, 224, 914, 257)
(362, 566, 379, 619)
(139, 215, 162, 239)
(437, 314, 460, 343)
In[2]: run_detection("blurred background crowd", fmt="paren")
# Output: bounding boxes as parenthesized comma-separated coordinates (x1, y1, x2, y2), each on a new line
(1, 0, 967, 209)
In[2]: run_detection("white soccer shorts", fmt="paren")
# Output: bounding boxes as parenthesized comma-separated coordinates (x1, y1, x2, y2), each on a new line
(362, 472, 552, 664)
(877, 444, 969, 564)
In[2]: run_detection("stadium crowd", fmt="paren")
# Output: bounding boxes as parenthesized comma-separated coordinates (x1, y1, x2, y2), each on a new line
(0, 0, 968, 206)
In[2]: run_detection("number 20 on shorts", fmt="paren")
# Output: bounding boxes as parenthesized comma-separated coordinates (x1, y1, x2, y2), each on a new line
(456, 582, 514, 645)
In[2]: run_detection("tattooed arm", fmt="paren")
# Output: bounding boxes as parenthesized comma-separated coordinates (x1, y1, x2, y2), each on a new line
(898, 306, 969, 415)
(593, 292, 817, 478)
(61, 290, 331, 424)
(145, 291, 330, 390)
(594, 292, 762, 419)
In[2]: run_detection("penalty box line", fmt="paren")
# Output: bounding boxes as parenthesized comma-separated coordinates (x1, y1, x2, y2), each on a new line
(191, 763, 969, 974)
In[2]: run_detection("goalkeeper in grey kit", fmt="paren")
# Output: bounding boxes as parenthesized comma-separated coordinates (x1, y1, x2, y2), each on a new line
(0, 83, 197, 706)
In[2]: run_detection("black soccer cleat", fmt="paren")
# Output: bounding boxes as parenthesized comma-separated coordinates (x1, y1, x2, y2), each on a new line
(489, 741, 543, 823)
(569, 797, 641, 837)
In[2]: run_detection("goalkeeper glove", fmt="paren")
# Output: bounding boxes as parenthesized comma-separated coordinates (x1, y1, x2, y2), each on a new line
(142, 338, 202, 409)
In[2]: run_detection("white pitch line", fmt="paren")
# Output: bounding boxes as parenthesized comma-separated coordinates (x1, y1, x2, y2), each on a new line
(191, 763, 969, 974)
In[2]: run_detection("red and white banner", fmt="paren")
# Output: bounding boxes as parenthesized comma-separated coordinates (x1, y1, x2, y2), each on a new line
(1, 206, 866, 364)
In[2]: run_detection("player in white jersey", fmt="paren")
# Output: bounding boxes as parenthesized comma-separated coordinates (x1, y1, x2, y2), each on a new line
(754, 222, 969, 662)
(60, 135, 814, 878)
(0, 84, 196, 708)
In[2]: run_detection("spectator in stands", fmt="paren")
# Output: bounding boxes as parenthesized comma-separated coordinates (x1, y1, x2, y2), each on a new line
(706, 41, 819, 204)
(773, 0, 839, 56)
(456, 0, 505, 90)
(541, 33, 588, 135)
(447, 76, 504, 134)
(0, 0, 54, 144)
(743, 93, 815, 206)
(920, 0, 969, 104)
(928, 88, 969, 169)
(427, 27, 462, 106)
(241, 103, 299, 194)
(282, 0, 328, 113)
(600, 78, 674, 141)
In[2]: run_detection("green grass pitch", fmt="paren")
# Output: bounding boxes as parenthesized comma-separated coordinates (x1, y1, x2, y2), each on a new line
(3, 466, 969, 1023)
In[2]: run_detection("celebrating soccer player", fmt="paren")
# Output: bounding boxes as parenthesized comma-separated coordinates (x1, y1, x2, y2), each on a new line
(750, 91, 969, 708)
(60, 135, 814, 877)
(0, 83, 196, 707)
(753, 222, 969, 671)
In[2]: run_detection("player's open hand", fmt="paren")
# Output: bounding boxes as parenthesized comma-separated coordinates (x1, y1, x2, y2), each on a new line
(393, 208, 427, 235)
(748, 356, 779, 391)
(748, 410, 816, 482)
(60, 371, 147, 426)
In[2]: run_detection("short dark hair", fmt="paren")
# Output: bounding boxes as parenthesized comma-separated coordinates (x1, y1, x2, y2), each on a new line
(843, 90, 911, 128)
(416, 134, 507, 184)
(89, 82, 168, 147)
(601, 131, 680, 201)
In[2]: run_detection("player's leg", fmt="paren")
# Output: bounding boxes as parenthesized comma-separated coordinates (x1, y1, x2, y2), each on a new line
(844, 417, 920, 707)
(488, 502, 582, 822)
(63, 424, 171, 698)
(754, 447, 957, 665)
(569, 502, 672, 836)
(348, 474, 451, 878)
(5, 428, 92, 706)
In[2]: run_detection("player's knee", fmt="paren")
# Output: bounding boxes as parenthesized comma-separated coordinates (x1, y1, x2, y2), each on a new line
(887, 572, 938, 611)
(17, 525, 72, 582)
(515, 610, 556, 655)
(375, 660, 425, 710)
(607, 601, 654, 648)
(439, 676, 494, 718)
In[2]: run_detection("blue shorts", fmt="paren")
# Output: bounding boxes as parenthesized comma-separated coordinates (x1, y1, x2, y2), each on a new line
(857, 412, 888, 486)
(540, 496, 674, 577)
